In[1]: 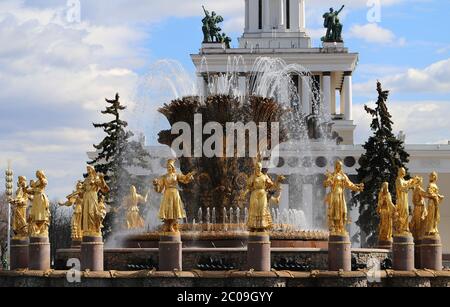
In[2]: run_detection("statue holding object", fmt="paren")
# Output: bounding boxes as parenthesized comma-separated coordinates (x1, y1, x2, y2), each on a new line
(394, 167, 421, 235)
(322, 5, 345, 42)
(28, 170, 50, 237)
(9, 176, 30, 239)
(59, 181, 84, 242)
(81, 166, 110, 237)
(409, 176, 428, 241)
(201, 6, 231, 48)
(153, 159, 195, 233)
(324, 160, 364, 236)
(240, 161, 285, 233)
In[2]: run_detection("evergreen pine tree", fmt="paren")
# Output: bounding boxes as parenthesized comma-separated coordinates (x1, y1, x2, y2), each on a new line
(88, 93, 151, 237)
(351, 82, 410, 247)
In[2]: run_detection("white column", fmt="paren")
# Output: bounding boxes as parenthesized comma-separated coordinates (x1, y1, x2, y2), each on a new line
(301, 75, 311, 115)
(245, 0, 250, 32)
(330, 85, 336, 115)
(340, 88, 345, 115)
(249, 0, 259, 32)
(299, 0, 306, 30)
(322, 73, 331, 116)
(290, 0, 299, 31)
(278, 0, 285, 29)
(263, 0, 271, 31)
(344, 73, 353, 120)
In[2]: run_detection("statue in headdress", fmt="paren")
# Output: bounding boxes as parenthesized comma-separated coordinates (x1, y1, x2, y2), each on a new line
(153, 159, 195, 233)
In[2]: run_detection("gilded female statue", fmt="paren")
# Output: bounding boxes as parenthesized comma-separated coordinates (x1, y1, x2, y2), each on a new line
(122, 185, 148, 230)
(28, 170, 50, 237)
(423, 172, 445, 237)
(153, 159, 195, 233)
(241, 161, 284, 232)
(59, 181, 84, 241)
(409, 177, 428, 241)
(395, 167, 420, 235)
(377, 182, 396, 242)
(81, 166, 110, 237)
(324, 160, 364, 235)
(9, 176, 30, 239)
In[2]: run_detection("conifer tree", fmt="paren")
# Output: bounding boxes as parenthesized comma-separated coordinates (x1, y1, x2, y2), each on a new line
(88, 93, 151, 236)
(351, 82, 410, 247)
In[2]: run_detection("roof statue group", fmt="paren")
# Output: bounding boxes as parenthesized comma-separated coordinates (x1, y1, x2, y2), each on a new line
(322, 5, 345, 43)
(201, 6, 232, 48)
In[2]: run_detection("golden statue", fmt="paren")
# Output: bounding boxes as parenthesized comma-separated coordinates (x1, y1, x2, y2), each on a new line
(409, 177, 428, 241)
(394, 167, 420, 235)
(377, 182, 396, 242)
(423, 172, 445, 237)
(28, 170, 50, 237)
(324, 160, 364, 236)
(8, 176, 30, 239)
(81, 166, 110, 237)
(241, 161, 284, 232)
(59, 181, 84, 241)
(153, 159, 195, 233)
(122, 185, 148, 230)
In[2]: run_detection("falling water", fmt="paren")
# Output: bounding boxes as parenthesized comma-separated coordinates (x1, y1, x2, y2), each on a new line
(212, 207, 216, 225)
(236, 207, 241, 229)
(198, 208, 203, 225)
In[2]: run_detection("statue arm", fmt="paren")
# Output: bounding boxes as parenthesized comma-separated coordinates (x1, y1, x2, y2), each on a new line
(345, 175, 364, 192)
(337, 5, 345, 15)
(177, 172, 195, 185)
(153, 177, 164, 194)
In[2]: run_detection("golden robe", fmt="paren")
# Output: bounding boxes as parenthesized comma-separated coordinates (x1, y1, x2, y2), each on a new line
(155, 173, 190, 220)
(424, 183, 442, 236)
(124, 194, 146, 229)
(247, 174, 273, 230)
(395, 177, 416, 234)
(377, 191, 395, 242)
(29, 179, 50, 237)
(12, 186, 29, 238)
(410, 185, 427, 240)
(324, 172, 360, 235)
(82, 176, 107, 237)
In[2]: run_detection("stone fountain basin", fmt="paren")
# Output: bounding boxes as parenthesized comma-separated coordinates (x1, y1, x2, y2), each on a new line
(54, 247, 390, 272)
(118, 229, 329, 248)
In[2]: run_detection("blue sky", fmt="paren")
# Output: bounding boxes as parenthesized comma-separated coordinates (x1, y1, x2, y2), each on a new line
(0, 0, 449, 198)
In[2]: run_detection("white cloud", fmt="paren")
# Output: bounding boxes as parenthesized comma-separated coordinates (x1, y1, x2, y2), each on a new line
(0, 1, 146, 198)
(354, 100, 450, 145)
(348, 23, 405, 45)
(355, 58, 450, 95)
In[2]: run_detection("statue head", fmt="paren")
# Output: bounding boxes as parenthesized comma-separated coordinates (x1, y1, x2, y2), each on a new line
(430, 171, 438, 182)
(76, 181, 83, 190)
(18, 176, 27, 188)
(334, 160, 343, 173)
(36, 170, 46, 181)
(255, 162, 263, 175)
(398, 167, 406, 178)
(381, 182, 389, 193)
(130, 185, 137, 195)
(87, 165, 96, 177)
(167, 159, 176, 174)
(329, 8, 334, 13)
